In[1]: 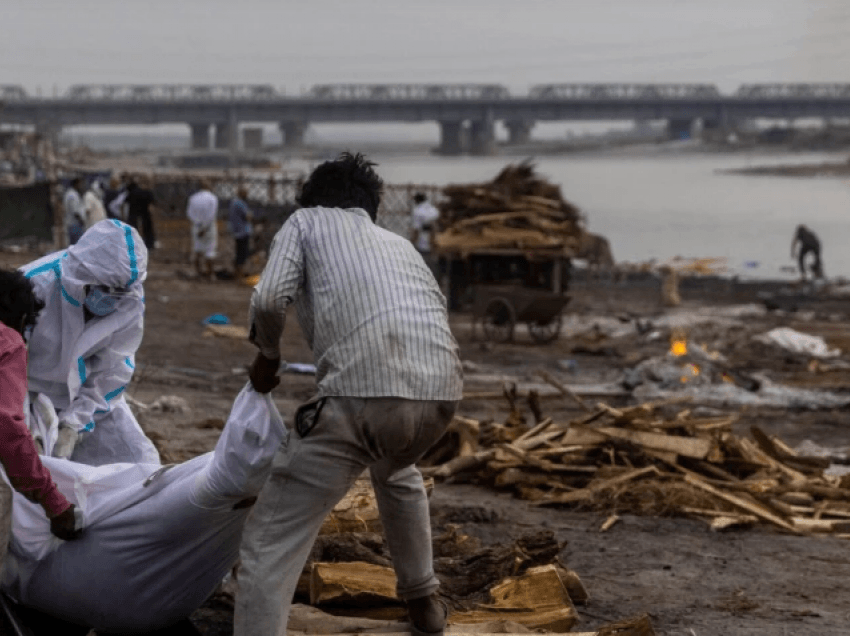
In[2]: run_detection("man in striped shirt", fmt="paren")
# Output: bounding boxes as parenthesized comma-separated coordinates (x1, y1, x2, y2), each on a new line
(235, 153, 462, 636)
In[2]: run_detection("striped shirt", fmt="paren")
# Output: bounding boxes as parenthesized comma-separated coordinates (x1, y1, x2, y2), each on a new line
(250, 206, 463, 401)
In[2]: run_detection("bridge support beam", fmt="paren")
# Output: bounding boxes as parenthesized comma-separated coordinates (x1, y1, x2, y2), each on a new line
(667, 118, 694, 140)
(437, 121, 466, 155)
(190, 123, 211, 149)
(469, 120, 496, 155)
(214, 122, 232, 150)
(280, 121, 307, 147)
(505, 120, 534, 145)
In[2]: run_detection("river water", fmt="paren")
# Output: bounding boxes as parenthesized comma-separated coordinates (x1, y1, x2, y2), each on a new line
(359, 149, 850, 281)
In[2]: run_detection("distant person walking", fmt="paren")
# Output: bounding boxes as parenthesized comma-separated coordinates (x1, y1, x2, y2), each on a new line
(228, 187, 253, 280)
(83, 181, 107, 229)
(125, 175, 157, 249)
(187, 180, 219, 279)
(791, 224, 823, 280)
(63, 178, 86, 245)
(411, 192, 440, 279)
(103, 175, 127, 220)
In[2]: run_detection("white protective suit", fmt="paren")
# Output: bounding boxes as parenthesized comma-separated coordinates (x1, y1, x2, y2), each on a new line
(21, 219, 159, 466)
(1, 385, 287, 634)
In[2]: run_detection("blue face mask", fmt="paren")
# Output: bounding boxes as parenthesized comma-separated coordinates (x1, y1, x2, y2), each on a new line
(84, 286, 126, 317)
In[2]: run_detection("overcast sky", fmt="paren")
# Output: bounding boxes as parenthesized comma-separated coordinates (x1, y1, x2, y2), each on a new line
(1, 0, 849, 96)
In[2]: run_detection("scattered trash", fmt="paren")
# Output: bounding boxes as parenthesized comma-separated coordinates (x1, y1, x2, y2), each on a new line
(283, 362, 317, 375)
(204, 324, 250, 340)
(202, 314, 230, 326)
(754, 327, 840, 358)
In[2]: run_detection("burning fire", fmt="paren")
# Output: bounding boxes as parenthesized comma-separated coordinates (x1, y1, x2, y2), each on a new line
(680, 362, 700, 383)
(671, 339, 688, 357)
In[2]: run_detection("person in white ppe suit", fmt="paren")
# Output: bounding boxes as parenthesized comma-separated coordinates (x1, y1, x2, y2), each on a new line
(21, 219, 159, 466)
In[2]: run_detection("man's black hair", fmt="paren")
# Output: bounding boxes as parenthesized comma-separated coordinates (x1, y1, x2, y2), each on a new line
(70, 177, 83, 189)
(0, 269, 44, 336)
(297, 152, 384, 221)
(413, 192, 427, 204)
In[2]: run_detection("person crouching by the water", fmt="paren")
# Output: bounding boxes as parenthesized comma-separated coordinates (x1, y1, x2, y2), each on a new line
(235, 152, 463, 636)
(0, 268, 82, 571)
(791, 224, 824, 280)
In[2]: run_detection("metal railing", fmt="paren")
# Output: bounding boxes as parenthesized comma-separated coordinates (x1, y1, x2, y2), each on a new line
(528, 83, 721, 100)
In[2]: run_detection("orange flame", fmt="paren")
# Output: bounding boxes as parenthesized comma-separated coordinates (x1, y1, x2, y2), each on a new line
(671, 340, 688, 357)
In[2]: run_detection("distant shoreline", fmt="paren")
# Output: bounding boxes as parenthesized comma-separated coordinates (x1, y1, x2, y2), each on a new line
(722, 159, 850, 178)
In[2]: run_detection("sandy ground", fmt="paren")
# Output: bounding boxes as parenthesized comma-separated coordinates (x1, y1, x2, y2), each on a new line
(124, 260, 850, 636)
(4, 249, 850, 635)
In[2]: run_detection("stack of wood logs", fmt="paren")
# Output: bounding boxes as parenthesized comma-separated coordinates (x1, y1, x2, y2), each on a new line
(298, 476, 656, 634)
(421, 393, 850, 537)
(435, 161, 588, 254)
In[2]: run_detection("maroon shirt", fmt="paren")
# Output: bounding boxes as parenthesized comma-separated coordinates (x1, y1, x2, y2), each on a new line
(0, 322, 70, 518)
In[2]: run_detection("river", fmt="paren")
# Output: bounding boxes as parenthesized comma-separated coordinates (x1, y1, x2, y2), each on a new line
(359, 149, 850, 281)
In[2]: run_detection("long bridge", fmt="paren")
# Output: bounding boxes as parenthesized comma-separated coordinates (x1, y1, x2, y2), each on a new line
(2, 82, 850, 155)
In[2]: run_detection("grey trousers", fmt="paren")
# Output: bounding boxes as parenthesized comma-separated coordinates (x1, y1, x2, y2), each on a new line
(234, 396, 456, 636)
(0, 481, 11, 576)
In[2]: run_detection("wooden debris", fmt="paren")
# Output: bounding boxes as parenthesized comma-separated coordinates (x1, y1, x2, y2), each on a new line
(309, 561, 398, 606)
(422, 387, 850, 537)
(433, 162, 613, 266)
(320, 478, 381, 535)
(596, 613, 656, 636)
(450, 564, 578, 632)
(600, 515, 620, 532)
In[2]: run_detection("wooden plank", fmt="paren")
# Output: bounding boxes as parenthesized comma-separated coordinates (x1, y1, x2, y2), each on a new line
(319, 478, 381, 535)
(536, 466, 662, 505)
(710, 515, 759, 531)
(451, 564, 578, 632)
(536, 369, 592, 412)
(309, 561, 398, 606)
(684, 473, 800, 532)
(596, 427, 712, 459)
(792, 518, 850, 533)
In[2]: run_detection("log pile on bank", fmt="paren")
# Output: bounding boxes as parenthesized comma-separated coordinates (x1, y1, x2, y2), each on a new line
(435, 162, 602, 258)
(421, 388, 850, 537)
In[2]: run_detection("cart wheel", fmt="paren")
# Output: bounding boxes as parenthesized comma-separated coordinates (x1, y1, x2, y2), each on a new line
(482, 297, 516, 343)
(528, 314, 562, 344)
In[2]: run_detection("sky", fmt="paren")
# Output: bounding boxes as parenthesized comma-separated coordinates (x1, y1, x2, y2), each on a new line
(2, 0, 850, 96)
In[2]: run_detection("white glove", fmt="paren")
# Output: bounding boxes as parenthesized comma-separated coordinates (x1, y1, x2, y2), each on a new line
(53, 426, 79, 459)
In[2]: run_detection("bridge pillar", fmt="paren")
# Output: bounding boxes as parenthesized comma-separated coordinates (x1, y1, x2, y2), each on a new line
(214, 122, 232, 150)
(190, 123, 211, 149)
(469, 120, 496, 155)
(667, 118, 694, 140)
(505, 120, 534, 145)
(280, 121, 307, 147)
(437, 121, 467, 155)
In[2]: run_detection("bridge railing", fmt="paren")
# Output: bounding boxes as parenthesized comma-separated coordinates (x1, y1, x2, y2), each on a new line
(734, 84, 850, 99)
(527, 83, 721, 100)
(307, 83, 511, 100)
(63, 84, 279, 101)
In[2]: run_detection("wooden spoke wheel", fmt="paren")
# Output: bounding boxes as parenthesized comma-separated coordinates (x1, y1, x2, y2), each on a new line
(482, 297, 516, 343)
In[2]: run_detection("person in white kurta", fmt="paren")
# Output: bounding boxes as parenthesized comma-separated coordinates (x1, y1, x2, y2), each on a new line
(186, 182, 219, 279)
(21, 220, 159, 467)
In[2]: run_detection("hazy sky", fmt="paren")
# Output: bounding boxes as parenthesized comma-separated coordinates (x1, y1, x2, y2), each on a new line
(2, 0, 850, 95)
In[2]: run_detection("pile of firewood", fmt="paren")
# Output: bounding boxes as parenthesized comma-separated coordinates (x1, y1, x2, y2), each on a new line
(421, 388, 850, 537)
(434, 161, 588, 254)
(288, 477, 655, 635)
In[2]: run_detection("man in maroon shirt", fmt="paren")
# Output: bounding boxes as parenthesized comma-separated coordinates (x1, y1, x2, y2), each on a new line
(0, 269, 80, 571)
